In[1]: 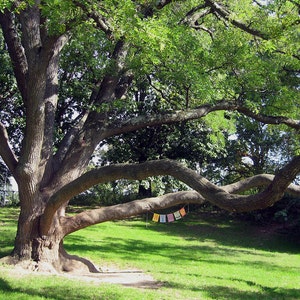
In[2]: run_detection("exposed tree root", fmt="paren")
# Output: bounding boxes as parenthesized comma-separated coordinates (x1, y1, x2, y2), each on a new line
(0, 250, 100, 275)
(58, 247, 100, 273)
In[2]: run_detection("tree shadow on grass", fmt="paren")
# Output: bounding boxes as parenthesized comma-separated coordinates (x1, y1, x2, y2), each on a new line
(195, 284, 300, 300)
(203, 284, 300, 300)
(64, 212, 300, 272)
(64, 215, 300, 299)
(139, 212, 300, 254)
(0, 278, 63, 300)
(156, 273, 300, 300)
(0, 276, 125, 300)
(65, 235, 300, 277)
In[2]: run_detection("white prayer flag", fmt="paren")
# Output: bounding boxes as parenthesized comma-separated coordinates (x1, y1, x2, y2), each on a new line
(160, 214, 166, 223)
(174, 211, 181, 220)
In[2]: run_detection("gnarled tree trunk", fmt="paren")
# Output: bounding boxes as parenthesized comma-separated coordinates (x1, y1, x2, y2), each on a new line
(6, 189, 100, 273)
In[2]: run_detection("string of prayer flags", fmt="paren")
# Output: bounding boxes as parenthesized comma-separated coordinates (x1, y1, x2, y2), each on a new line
(151, 207, 188, 223)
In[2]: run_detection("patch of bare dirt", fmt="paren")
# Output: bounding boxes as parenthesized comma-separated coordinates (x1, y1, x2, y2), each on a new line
(64, 266, 163, 289)
(0, 262, 162, 289)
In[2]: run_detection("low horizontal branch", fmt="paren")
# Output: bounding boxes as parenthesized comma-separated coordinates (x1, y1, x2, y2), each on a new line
(61, 190, 205, 235)
(40, 156, 300, 236)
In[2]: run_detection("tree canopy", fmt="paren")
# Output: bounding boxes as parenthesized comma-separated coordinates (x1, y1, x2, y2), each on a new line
(0, 0, 300, 273)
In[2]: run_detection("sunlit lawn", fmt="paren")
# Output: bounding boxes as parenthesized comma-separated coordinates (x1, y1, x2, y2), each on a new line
(1, 207, 300, 299)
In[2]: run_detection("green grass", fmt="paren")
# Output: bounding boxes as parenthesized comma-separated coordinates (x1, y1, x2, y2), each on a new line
(1, 207, 300, 299)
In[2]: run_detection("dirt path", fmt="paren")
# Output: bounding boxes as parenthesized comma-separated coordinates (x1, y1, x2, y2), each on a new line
(0, 264, 162, 289)
(64, 268, 162, 289)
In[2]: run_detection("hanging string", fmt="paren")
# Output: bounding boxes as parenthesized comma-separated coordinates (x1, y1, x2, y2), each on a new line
(146, 211, 149, 228)
(150, 204, 190, 224)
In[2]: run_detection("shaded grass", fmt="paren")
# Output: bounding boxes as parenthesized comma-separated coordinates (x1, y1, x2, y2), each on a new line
(0, 269, 158, 300)
(1, 207, 300, 299)
(64, 214, 300, 299)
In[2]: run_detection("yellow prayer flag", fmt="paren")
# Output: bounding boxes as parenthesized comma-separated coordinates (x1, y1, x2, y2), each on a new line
(152, 213, 160, 222)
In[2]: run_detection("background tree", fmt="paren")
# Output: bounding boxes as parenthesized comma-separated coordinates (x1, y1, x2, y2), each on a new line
(0, 0, 299, 273)
(203, 115, 298, 185)
(98, 81, 229, 199)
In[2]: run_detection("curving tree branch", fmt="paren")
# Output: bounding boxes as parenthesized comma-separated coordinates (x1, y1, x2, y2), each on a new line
(102, 100, 300, 140)
(205, 0, 268, 39)
(223, 174, 300, 196)
(54, 111, 90, 167)
(72, 0, 174, 38)
(61, 191, 205, 236)
(184, 0, 299, 45)
(236, 106, 300, 129)
(72, 0, 113, 38)
(0, 123, 18, 176)
(40, 156, 300, 236)
(0, 10, 28, 101)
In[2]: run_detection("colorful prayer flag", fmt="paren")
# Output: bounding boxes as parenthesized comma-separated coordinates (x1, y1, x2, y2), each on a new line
(160, 214, 166, 223)
(167, 213, 175, 222)
(179, 207, 186, 217)
(152, 213, 160, 222)
(174, 211, 181, 220)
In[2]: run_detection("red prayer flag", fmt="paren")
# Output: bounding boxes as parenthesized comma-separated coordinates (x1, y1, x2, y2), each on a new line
(179, 207, 186, 217)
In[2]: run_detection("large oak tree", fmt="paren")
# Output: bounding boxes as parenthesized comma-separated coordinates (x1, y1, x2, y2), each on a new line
(0, 0, 299, 273)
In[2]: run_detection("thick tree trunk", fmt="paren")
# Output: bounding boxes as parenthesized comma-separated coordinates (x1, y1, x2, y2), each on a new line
(5, 216, 100, 273)
(3, 191, 99, 273)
